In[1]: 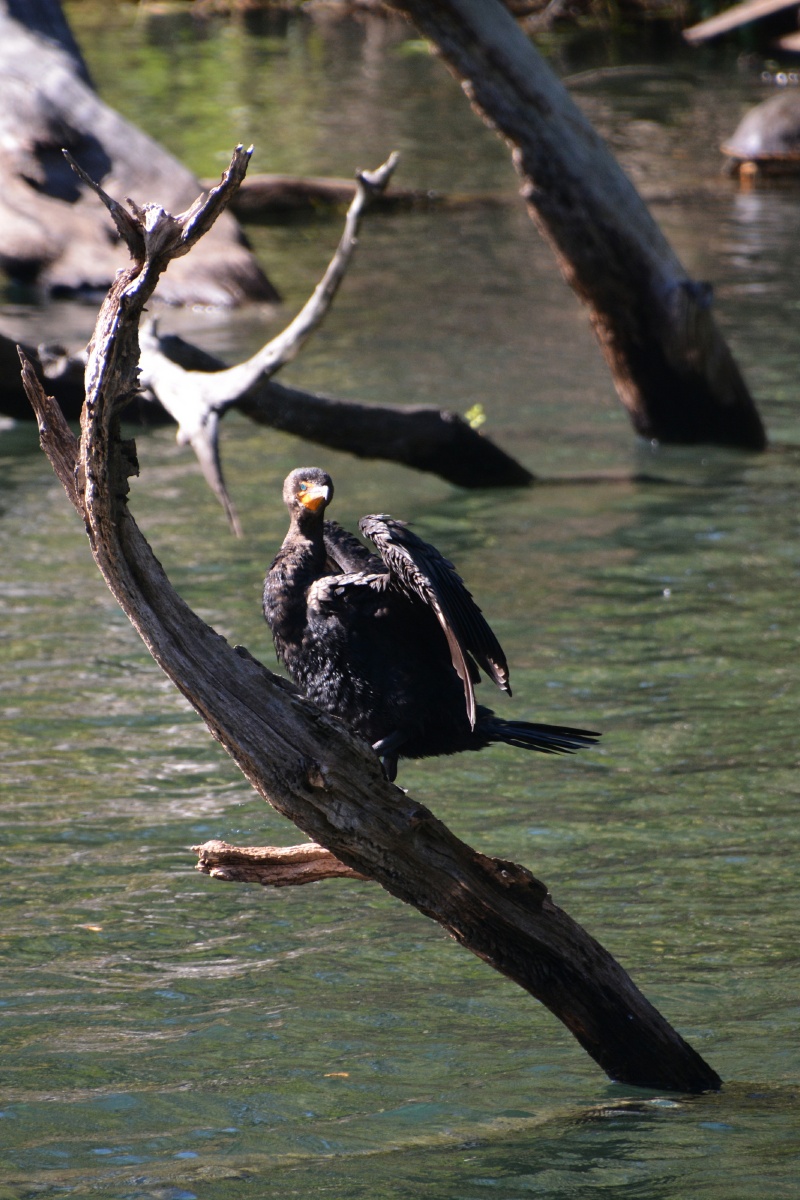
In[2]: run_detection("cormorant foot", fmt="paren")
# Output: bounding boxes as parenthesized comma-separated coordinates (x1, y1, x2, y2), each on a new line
(372, 731, 406, 784)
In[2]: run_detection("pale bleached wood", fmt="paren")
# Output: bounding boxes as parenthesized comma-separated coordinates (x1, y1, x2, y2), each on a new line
(684, 0, 797, 42)
(137, 154, 400, 533)
(194, 840, 368, 886)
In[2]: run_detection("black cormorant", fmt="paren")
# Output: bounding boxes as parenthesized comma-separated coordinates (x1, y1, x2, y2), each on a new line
(263, 467, 599, 781)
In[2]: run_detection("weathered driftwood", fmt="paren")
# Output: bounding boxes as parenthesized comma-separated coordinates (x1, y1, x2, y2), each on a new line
(0, 0, 276, 306)
(0, 324, 531, 493)
(3, 0, 89, 78)
(137, 153, 403, 531)
(20, 153, 721, 1093)
(195, 839, 368, 886)
(385, 0, 767, 450)
(237, 377, 533, 487)
(1, 147, 531, 498)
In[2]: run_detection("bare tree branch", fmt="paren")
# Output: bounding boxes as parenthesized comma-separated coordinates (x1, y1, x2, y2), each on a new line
(17, 346, 83, 514)
(0, 325, 534, 490)
(138, 152, 399, 417)
(136, 150, 531, 526)
(136, 153, 398, 532)
(19, 154, 721, 1094)
(142, 328, 535, 493)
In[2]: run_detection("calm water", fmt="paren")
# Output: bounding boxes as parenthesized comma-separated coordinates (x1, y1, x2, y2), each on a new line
(1, 9, 799, 1198)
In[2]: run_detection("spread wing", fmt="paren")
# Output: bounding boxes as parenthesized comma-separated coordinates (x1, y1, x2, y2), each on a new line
(308, 569, 388, 612)
(359, 514, 510, 728)
(323, 519, 385, 574)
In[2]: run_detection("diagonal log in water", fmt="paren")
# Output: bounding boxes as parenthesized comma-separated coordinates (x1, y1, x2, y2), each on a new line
(19, 149, 721, 1094)
(385, 0, 766, 450)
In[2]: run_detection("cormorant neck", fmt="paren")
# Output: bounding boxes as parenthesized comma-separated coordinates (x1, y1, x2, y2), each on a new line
(289, 505, 325, 541)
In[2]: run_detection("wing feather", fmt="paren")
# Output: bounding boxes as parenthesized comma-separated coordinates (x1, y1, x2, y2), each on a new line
(323, 520, 384, 574)
(359, 515, 510, 728)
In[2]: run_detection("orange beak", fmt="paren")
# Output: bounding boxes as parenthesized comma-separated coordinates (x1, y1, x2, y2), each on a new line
(299, 483, 330, 513)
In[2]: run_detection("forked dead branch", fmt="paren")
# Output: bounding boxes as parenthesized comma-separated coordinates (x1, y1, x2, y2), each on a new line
(136, 153, 401, 534)
(134, 149, 531, 530)
(20, 150, 721, 1094)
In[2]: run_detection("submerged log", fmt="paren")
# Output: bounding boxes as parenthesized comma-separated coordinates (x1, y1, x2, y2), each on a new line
(214, 172, 447, 216)
(1, 149, 531, 497)
(385, 0, 767, 450)
(239, 378, 533, 487)
(0, 1, 277, 306)
(0, 325, 530, 491)
(209, 172, 510, 218)
(20, 154, 721, 1093)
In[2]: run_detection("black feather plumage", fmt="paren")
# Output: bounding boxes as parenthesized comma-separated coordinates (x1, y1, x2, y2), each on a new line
(263, 467, 599, 780)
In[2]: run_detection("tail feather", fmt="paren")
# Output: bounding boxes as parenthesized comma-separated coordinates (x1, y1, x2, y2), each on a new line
(479, 718, 600, 755)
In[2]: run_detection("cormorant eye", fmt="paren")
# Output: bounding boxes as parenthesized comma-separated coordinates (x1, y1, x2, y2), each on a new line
(298, 482, 307, 492)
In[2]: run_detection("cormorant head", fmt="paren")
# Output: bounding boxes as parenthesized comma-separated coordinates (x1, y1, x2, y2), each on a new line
(283, 467, 333, 519)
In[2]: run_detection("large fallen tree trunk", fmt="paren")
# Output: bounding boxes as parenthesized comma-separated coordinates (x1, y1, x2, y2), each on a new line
(385, 0, 766, 450)
(0, 0, 277, 306)
(19, 150, 721, 1094)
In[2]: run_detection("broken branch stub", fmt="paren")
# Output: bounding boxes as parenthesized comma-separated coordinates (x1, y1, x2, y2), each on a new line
(20, 152, 721, 1094)
(194, 839, 368, 886)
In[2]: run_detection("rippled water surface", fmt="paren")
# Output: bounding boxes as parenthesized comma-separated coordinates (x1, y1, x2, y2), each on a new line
(1, 9, 799, 1198)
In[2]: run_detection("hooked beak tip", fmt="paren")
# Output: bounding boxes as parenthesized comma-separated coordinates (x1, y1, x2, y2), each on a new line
(299, 484, 329, 512)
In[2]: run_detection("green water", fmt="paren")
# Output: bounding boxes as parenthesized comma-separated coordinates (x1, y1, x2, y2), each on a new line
(1, 9, 799, 1198)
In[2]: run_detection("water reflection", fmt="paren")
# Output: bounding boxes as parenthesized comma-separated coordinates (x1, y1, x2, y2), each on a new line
(1, 9, 799, 1199)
